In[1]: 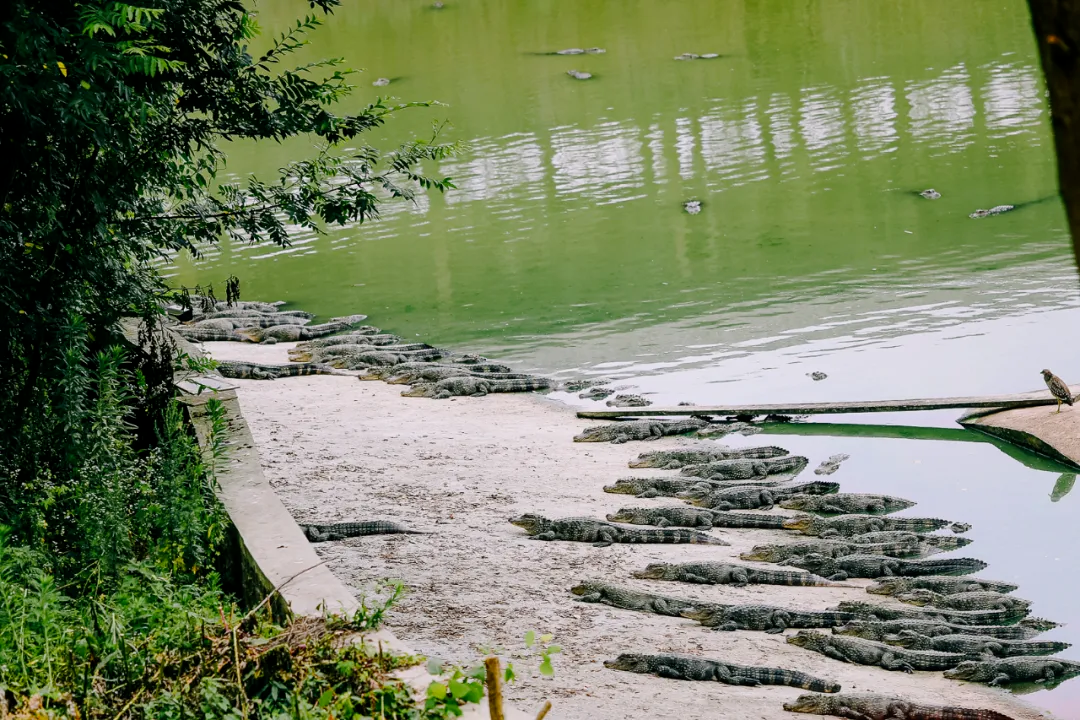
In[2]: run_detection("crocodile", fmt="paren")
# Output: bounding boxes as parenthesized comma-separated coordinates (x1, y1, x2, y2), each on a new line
(327, 349, 449, 368)
(629, 445, 790, 469)
(740, 538, 926, 563)
(402, 376, 552, 398)
(174, 326, 244, 342)
(579, 386, 614, 400)
(311, 344, 443, 362)
(225, 314, 313, 329)
(886, 631, 1070, 657)
(866, 576, 1019, 596)
(945, 656, 1080, 686)
(236, 322, 352, 343)
(602, 477, 710, 498)
(216, 361, 343, 380)
(783, 692, 1017, 720)
(784, 554, 988, 581)
(895, 590, 1032, 613)
(786, 630, 967, 672)
(573, 418, 709, 443)
(569, 581, 697, 616)
(191, 319, 240, 332)
(782, 513, 959, 537)
(680, 604, 855, 633)
(814, 454, 850, 476)
(293, 329, 386, 348)
(606, 394, 652, 407)
(204, 308, 314, 320)
(386, 368, 537, 385)
(357, 361, 513, 380)
(633, 561, 841, 587)
(679, 455, 808, 480)
(288, 335, 408, 359)
(779, 493, 915, 515)
(605, 506, 788, 530)
(834, 619, 1042, 643)
(508, 515, 726, 546)
(969, 204, 1015, 219)
(851, 532, 973, 553)
(834, 600, 1044, 627)
(604, 653, 840, 692)
(682, 480, 840, 510)
(300, 521, 425, 542)
(205, 300, 287, 314)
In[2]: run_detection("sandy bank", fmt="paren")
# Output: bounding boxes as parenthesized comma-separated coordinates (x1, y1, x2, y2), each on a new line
(204, 341, 1050, 720)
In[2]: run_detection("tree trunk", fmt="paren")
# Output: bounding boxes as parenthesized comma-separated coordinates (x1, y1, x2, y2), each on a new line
(1027, 0, 1080, 267)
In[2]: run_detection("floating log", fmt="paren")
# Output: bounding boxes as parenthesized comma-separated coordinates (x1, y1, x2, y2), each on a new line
(576, 386, 1080, 419)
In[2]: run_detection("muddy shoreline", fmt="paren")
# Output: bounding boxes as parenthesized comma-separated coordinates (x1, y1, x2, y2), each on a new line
(203, 340, 1051, 720)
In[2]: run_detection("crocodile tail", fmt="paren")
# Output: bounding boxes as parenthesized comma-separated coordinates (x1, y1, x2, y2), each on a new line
(909, 558, 988, 576)
(930, 708, 1016, 720)
(751, 569, 838, 586)
(1010, 641, 1073, 656)
(685, 531, 728, 545)
(745, 667, 840, 692)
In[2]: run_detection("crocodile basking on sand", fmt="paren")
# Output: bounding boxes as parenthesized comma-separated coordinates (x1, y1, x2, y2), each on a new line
(784, 554, 988, 581)
(834, 619, 1042, 643)
(573, 418, 709, 443)
(678, 455, 808, 480)
(174, 326, 245, 342)
(866, 576, 1019, 596)
(402, 376, 552, 398)
(782, 513, 965, 537)
(300, 521, 425, 542)
(629, 446, 789, 469)
(508, 515, 726, 546)
(236, 321, 354, 343)
(568, 581, 697, 616)
(327, 349, 449, 368)
(216, 361, 343, 380)
(850, 532, 972, 553)
(783, 692, 1018, 720)
(779, 493, 915, 515)
(740, 538, 927, 563)
(603, 477, 714, 499)
(604, 653, 840, 692)
(386, 368, 537, 385)
(680, 604, 855, 633)
(605, 506, 788, 529)
(786, 630, 967, 672)
(357, 361, 513, 380)
(944, 656, 1080, 686)
(886, 631, 1069, 657)
(633, 561, 840, 587)
(682, 480, 840, 510)
(834, 600, 1044, 627)
(896, 589, 1032, 614)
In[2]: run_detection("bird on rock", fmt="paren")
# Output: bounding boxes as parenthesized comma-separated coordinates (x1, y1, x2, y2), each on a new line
(1042, 369, 1074, 413)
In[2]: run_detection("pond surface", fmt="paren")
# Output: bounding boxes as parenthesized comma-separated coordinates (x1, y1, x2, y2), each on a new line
(169, 1, 1080, 714)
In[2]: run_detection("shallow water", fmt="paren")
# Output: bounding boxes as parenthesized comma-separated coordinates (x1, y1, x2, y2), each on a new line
(170, 0, 1080, 714)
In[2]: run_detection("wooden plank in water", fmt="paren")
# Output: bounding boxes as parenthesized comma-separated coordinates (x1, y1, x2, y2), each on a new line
(576, 385, 1080, 419)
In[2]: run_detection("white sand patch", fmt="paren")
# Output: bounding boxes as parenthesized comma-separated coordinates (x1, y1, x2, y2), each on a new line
(199, 340, 1050, 720)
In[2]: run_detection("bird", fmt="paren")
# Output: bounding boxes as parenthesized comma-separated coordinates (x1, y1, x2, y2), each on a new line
(1041, 369, 1074, 413)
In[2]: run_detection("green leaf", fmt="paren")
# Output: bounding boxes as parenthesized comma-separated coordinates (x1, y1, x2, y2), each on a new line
(466, 664, 486, 679)
(427, 658, 444, 675)
(317, 689, 334, 708)
(427, 681, 447, 700)
(546, 645, 562, 654)
(524, 630, 535, 648)
(503, 663, 516, 683)
(449, 678, 471, 700)
(463, 682, 485, 704)
(539, 657, 554, 677)
(539, 633, 553, 643)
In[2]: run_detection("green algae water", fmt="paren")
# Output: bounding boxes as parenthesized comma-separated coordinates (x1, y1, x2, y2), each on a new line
(170, 1, 1080, 714)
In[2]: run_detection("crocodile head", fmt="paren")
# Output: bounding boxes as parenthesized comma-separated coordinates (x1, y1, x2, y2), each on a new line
(777, 494, 812, 510)
(631, 563, 676, 580)
(601, 480, 641, 495)
(786, 630, 827, 651)
(782, 694, 834, 713)
(780, 514, 816, 532)
(508, 514, 548, 535)
(884, 630, 923, 649)
(831, 621, 876, 639)
(569, 581, 605, 597)
(943, 660, 987, 682)
(895, 589, 936, 607)
(606, 507, 646, 523)
(234, 328, 264, 342)
(865, 578, 902, 595)
(400, 383, 436, 398)
(603, 654, 652, 672)
(678, 606, 715, 622)
(627, 453, 664, 469)
(288, 349, 314, 362)
(357, 367, 392, 380)
(573, 425, 615, 442)
(739, 545, 781, 562)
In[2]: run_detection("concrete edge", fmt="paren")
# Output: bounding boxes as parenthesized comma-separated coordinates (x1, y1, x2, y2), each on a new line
(959, 412, 1080, 470)
(179, 389, 531, 720)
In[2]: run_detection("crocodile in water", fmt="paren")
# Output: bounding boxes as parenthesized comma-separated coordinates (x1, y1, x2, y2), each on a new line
(944, 657, 1080, 686)
(629, 446, 790, 469)
(834, 600, 1045, 627)
(786, 630, 967, 672)
(402, 376, 552, 398)
(632, 561, 841, 587)
(851, 532, 972, 553)
(573, 418, 709, 443)
(866, 576, 1019, 596)
(569, 581, 697, 616)
(783, 692, 1018, 720)
(606, 394, 652, 407)
(680, 604, 854, 633)
(679, 455, 808, 480)
(779, 493, 915, 515)
(216, 361, 343, 380)
(886, 631, 1069, 658)
(782, 513, 965, 537)
(834, 619, 1043, 643)
(784, 554, 988, 581)
(605, 653, 840, 692)
(606, 506, 788, 529)
(508, 514, 726, 546)
(683, 481, 840, 510)
(896, 589, 1031, 613)
(301, 521, 425, 542)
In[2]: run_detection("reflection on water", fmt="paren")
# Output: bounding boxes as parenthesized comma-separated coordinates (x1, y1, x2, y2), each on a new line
(168, 1, 1080, 713)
